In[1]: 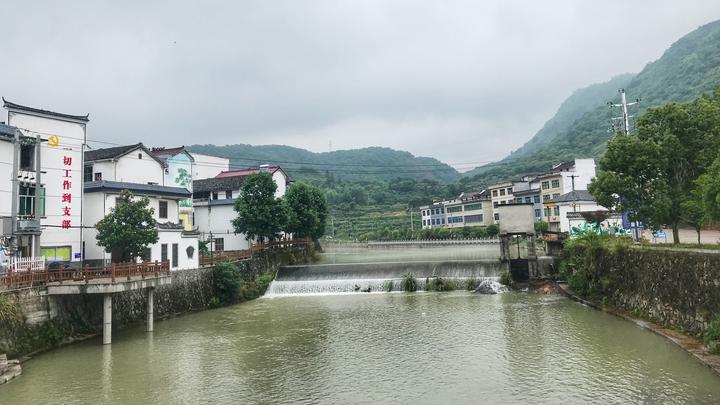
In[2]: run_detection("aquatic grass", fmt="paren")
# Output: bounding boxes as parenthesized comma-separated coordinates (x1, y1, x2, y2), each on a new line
(426, 277, 454, 291)
(256, 272, 275, 295)
(383, 280, 394, 292)
(499, 271, 511, 286)
(705, 316, 720, 354)
(401, 272, 417, 292)
(465, 277, 480, 291)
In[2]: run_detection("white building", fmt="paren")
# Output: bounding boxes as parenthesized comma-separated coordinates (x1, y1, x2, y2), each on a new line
(2, 99, 88, 264)
(151, 146, 195, 230)
(551, 190, 609, 233)
(83, 143, 199, 269)
(189, 152, 230, 181)
(193, 165, 290, 252)
(420, 190, 494, 230)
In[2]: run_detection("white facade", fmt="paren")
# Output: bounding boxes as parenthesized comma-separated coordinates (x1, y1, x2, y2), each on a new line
(190, 153, 230, 180)
(559, 158, 596, 194)
(5, 104, 87, 262)
(558, 201, 608, 233)
(87, 147, 165, 184)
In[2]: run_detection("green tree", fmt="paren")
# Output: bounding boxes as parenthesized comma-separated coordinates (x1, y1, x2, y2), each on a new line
(285, 182, 329, 241)
(680, 189, 706, 244)
(95, 190, 159, 263)
(590, 96, 720, 243)
(232, 173, 287, 243)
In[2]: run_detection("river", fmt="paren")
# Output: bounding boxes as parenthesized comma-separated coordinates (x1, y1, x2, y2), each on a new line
(3, 291, 720, 404)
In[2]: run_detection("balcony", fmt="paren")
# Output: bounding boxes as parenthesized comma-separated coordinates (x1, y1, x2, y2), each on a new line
(16, 219, 41, 234)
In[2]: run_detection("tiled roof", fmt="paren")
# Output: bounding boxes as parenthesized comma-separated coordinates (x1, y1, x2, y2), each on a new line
(84, 180, 191, 198)
(0, 123, 16, 140)
(550, 190, 594, 203)
(193, 176, 248, 193)
(551, 161, 575, 172)
(3, 98, 89, 122)
(85, 143, 143, 162)
(216, 165, 281, 178)
(157, 222, 185, 230)
(150, 146, 195, 162)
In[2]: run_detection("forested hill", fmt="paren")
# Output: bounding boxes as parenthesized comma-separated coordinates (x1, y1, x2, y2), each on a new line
(464, 19, 720, 186)
(186, 144, 460, 183)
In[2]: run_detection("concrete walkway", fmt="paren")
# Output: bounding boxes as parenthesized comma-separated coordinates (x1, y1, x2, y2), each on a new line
(557, 283, 720, 376)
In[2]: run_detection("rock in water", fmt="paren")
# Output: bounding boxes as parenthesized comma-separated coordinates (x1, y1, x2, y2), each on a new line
(474, 280, 507, 294)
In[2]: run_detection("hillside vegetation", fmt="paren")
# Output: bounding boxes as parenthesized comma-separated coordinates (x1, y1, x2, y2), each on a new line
(464, 19, 720, 187)
(186, 144, 460, 183)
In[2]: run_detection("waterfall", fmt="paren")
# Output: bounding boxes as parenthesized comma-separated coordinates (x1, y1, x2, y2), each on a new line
(265, 260, 504, 297)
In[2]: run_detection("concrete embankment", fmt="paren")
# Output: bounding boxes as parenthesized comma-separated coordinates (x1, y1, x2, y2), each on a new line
(0, 247, 313, 358)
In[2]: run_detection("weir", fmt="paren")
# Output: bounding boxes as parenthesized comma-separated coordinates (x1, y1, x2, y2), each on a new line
(265, 260, 503, 296)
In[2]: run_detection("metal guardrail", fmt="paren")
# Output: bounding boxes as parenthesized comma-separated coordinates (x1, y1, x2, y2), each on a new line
(0, 261, 170, 291)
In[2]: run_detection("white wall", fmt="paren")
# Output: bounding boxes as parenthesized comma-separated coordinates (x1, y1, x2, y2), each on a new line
(7, 112, 85, 262)
(194, 204, 250, 251)
(561, 159, 596, 194)
(148, 230, 199, 270)
(558, 202, 607, 233)
(0, 141, 14, 220)
(190, 153, 229, 180)
(272, 170, 287, 198)
(113, 151, 165, 184)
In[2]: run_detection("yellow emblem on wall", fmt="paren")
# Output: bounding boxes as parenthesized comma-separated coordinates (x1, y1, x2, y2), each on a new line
(48, 135, 60, 147)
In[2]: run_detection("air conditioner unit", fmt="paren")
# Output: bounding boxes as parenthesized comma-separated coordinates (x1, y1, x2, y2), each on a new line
(16, 219, 41, 232)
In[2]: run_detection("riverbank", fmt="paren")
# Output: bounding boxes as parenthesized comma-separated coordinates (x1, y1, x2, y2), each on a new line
(557, 282, 720, 376)
(0, 247, 314, 359)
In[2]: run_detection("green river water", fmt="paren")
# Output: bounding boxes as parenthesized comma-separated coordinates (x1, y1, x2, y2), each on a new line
(2, 291, 720, 404)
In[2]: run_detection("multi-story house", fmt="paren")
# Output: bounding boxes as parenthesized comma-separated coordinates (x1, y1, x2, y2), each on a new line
(552, 190, 611, 233)
(513, 188, 542, 221)
(83, 143, 199, 269)
(188, 152, 230, 181)
(151, 146, 196, 230)
(538, 159, 596, 231)
(1, 99, 88, 265)
(193, 165, 290, 252)
(420, 191, 493, 230)
(487, 182, 515, 222)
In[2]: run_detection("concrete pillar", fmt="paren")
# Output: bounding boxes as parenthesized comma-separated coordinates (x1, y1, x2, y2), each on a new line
(146, 288, 154, 332)
(103, 293, 112, 345)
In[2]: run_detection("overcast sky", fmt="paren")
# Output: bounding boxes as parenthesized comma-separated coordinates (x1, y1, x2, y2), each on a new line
(2, 1, 719, 171)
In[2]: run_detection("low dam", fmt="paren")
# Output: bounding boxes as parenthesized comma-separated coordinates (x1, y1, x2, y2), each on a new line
(266, 260, 503, 295)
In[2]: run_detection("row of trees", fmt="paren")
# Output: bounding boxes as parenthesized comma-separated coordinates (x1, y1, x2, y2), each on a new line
(233, 173, 329, 243)
(590, 87, 720, 244)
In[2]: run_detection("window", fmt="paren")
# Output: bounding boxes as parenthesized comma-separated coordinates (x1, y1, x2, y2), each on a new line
(464, 203, 482, 211)
(533, 195, 541, 204)
(172, 243, 179, 268)
(18, 185, 37, 218)
(554, 206, 560, 216)
(94, 172, 102, 181)
(226, 190, 232, 199)
(552, 193, 560, 200)
(494, 213, 500, 221)
(212, 192, 218, 200)
(524, 197, 531, 203)
(493, 202, 498, 208)
(543, 194, 550, 202)
(431, 219, 436, 225)
(448, 216, 463, 224)
(506, 188, 512, 194)
(84, 166, 93, 182)
(500, 201, 506, 205)
(447, 206, 462, 213)
(465, 214, 482, 223)
(492, 190, 498, 197)
(161, 244, 168, 262)
(499, 189, 506, 196)
(214, 238, 224, 252)
(551, 179, 560, 188)
(441, 218, 445, 224)
(541, 181, 549, 190)
(138, 153, 143, 159)
(534, 209, 541, 218)
(20, 143, 35, 171)
(422, 220, 426, 226)
(440, 208, 444, 214)
(159, 201, 168, 219)
(515, 198, 522, 203)
(544, 207, 552, 217)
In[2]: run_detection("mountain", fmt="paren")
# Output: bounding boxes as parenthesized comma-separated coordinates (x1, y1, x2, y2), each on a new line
(186, 144, 460, 183)
(464, 19, 720, 186)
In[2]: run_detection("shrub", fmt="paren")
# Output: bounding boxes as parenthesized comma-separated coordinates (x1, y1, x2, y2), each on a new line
(256, 272, 275, 295)
(212, 262, 241, 305)
(383, 280, 394, 292)
(705, 316, 720, 354)
(401, 272, 417, 292)
(499, 271, 511, 286)
(465, 277, 480, 290)
(426, 277, 453, 291)
(0, 293, 21, 323)
(239, 281, 260, 301)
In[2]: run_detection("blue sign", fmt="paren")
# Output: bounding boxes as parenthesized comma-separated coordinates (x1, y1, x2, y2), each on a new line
(74, 253, 82, 259)
(655, 231, 666, 238)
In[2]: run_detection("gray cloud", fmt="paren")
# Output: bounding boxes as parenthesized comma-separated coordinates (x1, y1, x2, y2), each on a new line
(2, 1, 719, 169)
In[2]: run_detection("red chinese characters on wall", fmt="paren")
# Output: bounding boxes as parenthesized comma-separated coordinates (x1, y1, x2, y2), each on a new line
(61, 156, 73, 229)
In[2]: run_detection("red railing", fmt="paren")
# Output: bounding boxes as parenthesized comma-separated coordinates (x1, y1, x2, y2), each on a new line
(199, 238, 312, 266)
(0, 260, 170, 291)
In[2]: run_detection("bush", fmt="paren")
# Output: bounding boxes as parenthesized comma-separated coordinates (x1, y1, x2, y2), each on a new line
(401, 272, 418, 292)
(256, 272, 275, 295)
(0, 293, 21, 324)
(239, 281, 261, 301)
(499, 271, 511, 286)
(383, 280, 394, 292)
(465, 277, 480, 290)
(705, 316, 720, 354)
(212, 262, 241, 305)
(426, 277, 454, 291)
(560, 232, 632, 297)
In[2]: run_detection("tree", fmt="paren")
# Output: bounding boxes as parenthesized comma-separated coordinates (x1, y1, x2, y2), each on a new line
(680, 189, 706, 244)
(95, 190, 158, 263)
(232, 173, 287, 243)
(285, 182, 329, 241)
(590, 95, 720, 244)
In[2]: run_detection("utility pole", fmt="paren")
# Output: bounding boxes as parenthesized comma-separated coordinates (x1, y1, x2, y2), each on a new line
(409, 206, 414, 239)
(608, 88, 640, 135)
(569, 174, 579, 212)
(33, 135, 42, 257)
(331, 216, 335, 238)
